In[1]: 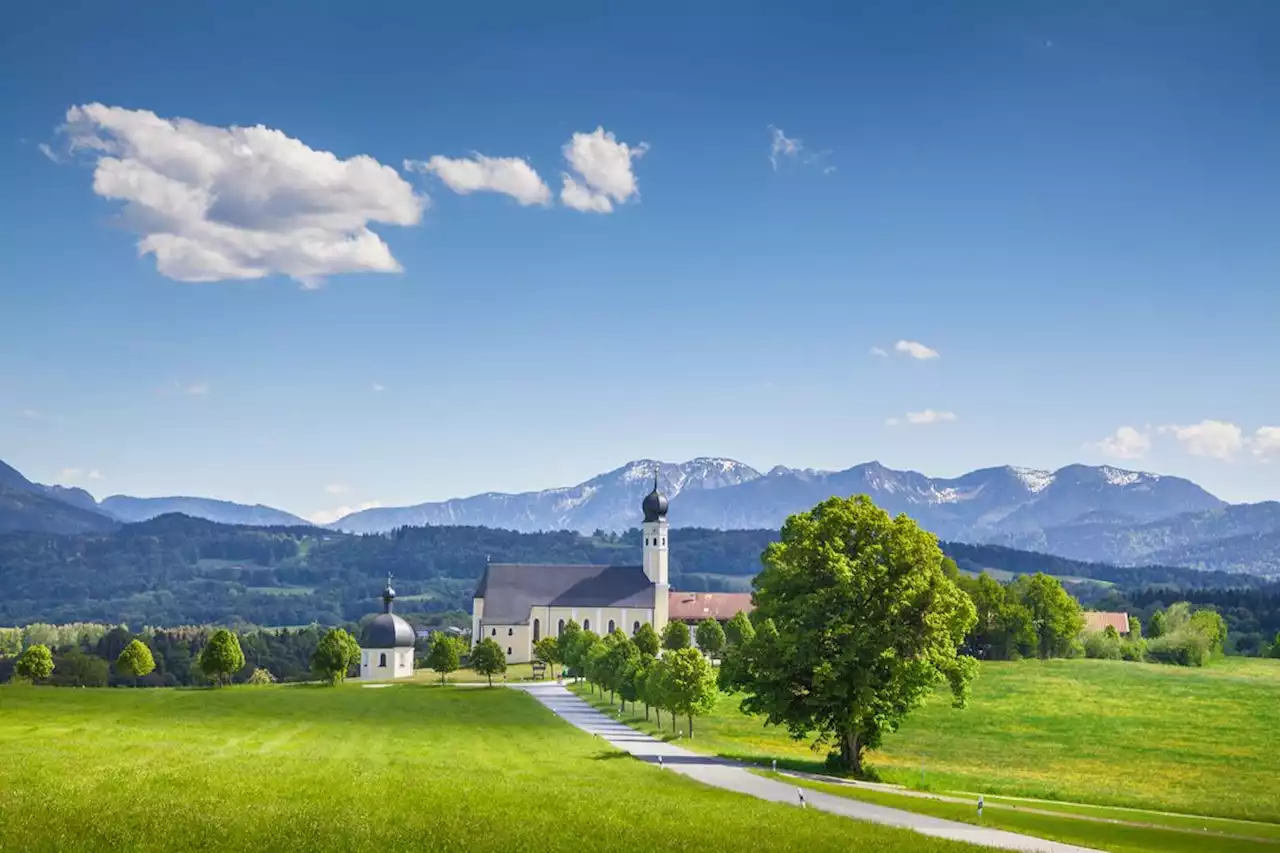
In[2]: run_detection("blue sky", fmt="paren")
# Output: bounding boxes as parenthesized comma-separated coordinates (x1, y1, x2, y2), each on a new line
(2, 1, 1279, 520)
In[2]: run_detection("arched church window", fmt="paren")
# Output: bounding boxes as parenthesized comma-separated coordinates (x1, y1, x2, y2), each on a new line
(662, 538, 665, 546)
(507, 647, 512, 656)
(633, 621, 640, 634)
(557, 619, 565, 636)
(645, 538, 649, 546)
(508, 627, 513, 636)
(379, 653, 387, 667)
(533, 619, 541, 642)
(582, 619, 590, 631)
(608, 620, 615, 634)
(491, 628, 496, 636)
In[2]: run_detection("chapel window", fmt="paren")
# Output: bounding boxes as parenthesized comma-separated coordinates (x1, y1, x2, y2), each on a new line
(557, 619, 565, 636)
(633, 621, 640, 634)
(379, 653, 387, 667)
(608, 620, 615, 634)
(533, 619, 541, 642)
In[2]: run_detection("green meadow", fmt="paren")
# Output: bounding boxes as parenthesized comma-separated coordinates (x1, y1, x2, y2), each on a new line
(0, 683, 986, 853)
(572, 657, 1280, 824)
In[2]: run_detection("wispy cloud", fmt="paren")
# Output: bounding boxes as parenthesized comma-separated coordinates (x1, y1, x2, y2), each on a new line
(768, 125, 834, 174)
(869, 346, 888, 358)
(372, 383, 386, 393)
(405, 153, 551, 206)
(324, 483, 350, 495)
(182, 381, 210, 396)
(894, 340, 940, 360)
(887, 409, 957, 427)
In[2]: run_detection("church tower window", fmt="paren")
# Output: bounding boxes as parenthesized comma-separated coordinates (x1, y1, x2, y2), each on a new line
(533, 619, 541, 642)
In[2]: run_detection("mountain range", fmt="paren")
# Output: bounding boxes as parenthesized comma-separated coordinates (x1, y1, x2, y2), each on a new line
(2, 455, 1277, 575)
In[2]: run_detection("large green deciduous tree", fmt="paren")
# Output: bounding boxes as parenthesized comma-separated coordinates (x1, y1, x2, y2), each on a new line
(661, 621, 690, 651)
(695, 618, 726, 658)
(199, 629, 245, 686)
(311, 628, 361, 684)
(657, 647, 718, 738)
(470, 637, 507, 686)
(115, 639, 156, 685)
(426, 633, 461, 684)
(725, 495, 978, 775)
(14, 643, 54, 682)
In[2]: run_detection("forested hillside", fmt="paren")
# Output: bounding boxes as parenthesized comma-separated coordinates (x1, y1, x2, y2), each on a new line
(2, 513, 1271, 630)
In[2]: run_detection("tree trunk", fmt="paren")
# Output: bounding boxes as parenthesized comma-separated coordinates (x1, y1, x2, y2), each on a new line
(487, 673, 493, 687)
(644, 703, 650, 721)
(688, 714, 693, 738)
(842, 729, 863, 776)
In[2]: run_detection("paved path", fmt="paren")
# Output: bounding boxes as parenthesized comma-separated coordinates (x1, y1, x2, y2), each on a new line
(514, 682, 1101, 853)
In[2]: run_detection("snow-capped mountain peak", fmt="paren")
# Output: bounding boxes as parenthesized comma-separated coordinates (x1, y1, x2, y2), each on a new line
(1010, 466, 1055, 493)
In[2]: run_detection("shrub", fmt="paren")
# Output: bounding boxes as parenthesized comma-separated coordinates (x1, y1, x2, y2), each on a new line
(1147, 630, 1211, 667)
(246, 667, 277, 685)
(1081, 630, 1122, 660)
(1119, 638, 1147, 662)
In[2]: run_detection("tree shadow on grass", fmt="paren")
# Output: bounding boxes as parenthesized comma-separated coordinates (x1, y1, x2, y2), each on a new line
(717, 750, 883, 782)
(591, 749, 634, 761)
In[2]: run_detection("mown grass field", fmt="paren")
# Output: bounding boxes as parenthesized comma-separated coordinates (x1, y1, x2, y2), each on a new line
(0, 683, 988, 853)
(770, 773, 1280, 853)
(573, 657, 1280, 823)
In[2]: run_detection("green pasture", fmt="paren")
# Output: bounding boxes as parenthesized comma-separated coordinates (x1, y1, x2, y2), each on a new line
(571, 657, 1280, 823)
(0, 683, 991, 853)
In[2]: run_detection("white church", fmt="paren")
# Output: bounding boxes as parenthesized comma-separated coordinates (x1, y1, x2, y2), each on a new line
(360, 576, 416, 679)
(470, 476, 749, 663)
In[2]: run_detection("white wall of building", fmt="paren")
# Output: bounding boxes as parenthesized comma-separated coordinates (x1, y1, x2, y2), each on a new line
(361, 646, 414, 680)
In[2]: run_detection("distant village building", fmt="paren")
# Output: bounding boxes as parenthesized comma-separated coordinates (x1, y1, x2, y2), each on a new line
(361, 577, 416, 679)
(471, 477, 754, 663)
(1083, 611, 1130, 635)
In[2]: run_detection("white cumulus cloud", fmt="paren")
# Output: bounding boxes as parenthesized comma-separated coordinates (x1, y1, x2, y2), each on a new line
(1251, 426, 1280, 459)
(1160, 420, 1244, 460)
(894, 340, 940, 360)
(887, 409, 957, 426)
(307, 500, 381, 526)
(405, 153, 550, 206)
(56, 103, 426, 286)
(559, 127, 647, 213)
(1092, 426, 1151, 460)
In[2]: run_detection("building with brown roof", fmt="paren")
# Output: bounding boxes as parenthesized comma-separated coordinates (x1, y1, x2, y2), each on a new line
(1083, 611, 1130, 635)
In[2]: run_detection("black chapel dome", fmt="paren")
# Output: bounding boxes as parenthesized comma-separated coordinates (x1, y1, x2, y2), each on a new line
(363, 579, 415, 648)
(642, 481, 669, 523)
(364, 613, 415, 648)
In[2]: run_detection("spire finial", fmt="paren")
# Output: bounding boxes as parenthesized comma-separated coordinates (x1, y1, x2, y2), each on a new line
(382, 573, 395, 613)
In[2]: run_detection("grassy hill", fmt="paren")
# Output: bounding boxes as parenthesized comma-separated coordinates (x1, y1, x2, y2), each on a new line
(0, 682, 986, 853)
(573, 657, 1280, 824)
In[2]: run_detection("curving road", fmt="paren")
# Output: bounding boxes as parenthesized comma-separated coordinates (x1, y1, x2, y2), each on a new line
(514, 682, 1102, 853)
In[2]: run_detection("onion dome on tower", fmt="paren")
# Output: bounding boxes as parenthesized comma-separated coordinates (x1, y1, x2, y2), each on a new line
(642, 474, 669, 523)
(363, 574, 415, 648)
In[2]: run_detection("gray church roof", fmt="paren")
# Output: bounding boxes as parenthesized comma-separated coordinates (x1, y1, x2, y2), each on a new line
(474, 563, 656, 624)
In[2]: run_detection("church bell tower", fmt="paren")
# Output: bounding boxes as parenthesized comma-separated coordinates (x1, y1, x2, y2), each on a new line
(641, 471, 669, 586)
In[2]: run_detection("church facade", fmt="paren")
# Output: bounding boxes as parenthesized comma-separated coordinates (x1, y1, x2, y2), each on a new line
(471, 479, 673, 663)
